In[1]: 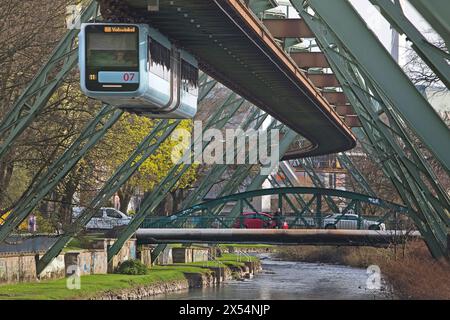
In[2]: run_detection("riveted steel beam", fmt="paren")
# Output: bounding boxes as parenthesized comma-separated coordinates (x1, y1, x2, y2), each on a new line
(407, 0, 450, 48)
(293, 1, 450, 257)
(369, 0, 450, 88)
(308, 73, 341, 88)
(262, 18, 314, 38)
(298, 0, 450, 172)
(0, 1, 98, 161)
(290, 52, 330, 68)
(107, 90, 247, 261)
(36, 119, 181, 275)
(0, 105, 122, 243)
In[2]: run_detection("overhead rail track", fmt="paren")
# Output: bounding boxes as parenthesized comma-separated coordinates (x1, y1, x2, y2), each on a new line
(101, 0, 356, 158)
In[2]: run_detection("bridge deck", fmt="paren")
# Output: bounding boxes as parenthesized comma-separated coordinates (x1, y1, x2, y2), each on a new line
(136, 229, 422, 247)
(106, 0, 357, 158)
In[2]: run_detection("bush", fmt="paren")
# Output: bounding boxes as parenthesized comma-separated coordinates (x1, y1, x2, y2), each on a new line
(115, 259, 149, 275)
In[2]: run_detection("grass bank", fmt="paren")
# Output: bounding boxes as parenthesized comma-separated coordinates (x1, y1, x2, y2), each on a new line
(0, 254, 257, 300)
(276, 241, 450, 300)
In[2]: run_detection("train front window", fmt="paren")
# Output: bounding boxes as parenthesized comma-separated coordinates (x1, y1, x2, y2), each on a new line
(86, 32, 138, 69)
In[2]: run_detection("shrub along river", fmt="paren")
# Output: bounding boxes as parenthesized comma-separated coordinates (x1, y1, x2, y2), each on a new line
(147, 254, 395, 300)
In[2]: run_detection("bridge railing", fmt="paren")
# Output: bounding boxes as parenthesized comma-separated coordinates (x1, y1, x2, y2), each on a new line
(140, 212, 411, 231)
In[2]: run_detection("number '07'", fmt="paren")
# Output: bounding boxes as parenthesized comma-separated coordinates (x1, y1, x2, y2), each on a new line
(123, 73, 135, 81)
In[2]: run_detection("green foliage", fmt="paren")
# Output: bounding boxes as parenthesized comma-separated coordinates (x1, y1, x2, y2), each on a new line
(115, 259, 149, 275)
(104, 114, 198, 193)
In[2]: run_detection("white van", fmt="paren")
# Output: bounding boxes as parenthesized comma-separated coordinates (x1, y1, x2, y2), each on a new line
(72, 207, 131, 230)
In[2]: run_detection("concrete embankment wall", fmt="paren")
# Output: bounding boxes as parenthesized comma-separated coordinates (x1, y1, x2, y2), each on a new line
(0, 239, 136, 284)
(95, 260, 262, 300)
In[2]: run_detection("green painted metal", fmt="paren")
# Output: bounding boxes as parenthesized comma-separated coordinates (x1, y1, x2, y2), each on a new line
(149, 106, 269, 260)
(107, 91, 247, 262)
(0, 105, 122, 243)
(408, 0, 450, 48)
(292, 1, 450, 257)
(337, 153, 376, 197)
(168, 187, 409, 217)
(369, 0, 450, 88)
(36, 119, 181, 274)
(149, 117, 293, 260)
(35, 73, 218, 273)
(219, 128, 299, 227)
(295, 0, 450, 173)
(0, 1, 97, 160)
(296, 158, 340, 212)
(268, 177, 311, 227)
(150, 114, 284, 260)
(247, 0, 279, 16)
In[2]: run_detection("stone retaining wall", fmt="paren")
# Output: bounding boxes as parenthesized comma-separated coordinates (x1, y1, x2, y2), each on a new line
(0, 239, 136, 284)
(95, 260, 262, 300)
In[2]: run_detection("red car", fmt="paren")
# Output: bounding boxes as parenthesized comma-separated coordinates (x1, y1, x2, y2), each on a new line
(232, 212, 278, 229)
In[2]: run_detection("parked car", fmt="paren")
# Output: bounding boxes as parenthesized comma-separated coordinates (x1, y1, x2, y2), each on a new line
(72, 207, 131, 230)
(323, 213, 386, 230)
(232, 212, 278, 229)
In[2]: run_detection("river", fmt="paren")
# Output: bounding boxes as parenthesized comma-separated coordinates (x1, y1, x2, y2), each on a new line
(147, 254, 395, 300)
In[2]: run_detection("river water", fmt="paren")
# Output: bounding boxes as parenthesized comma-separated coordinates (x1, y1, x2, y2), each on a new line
(148, 254, 395, 300)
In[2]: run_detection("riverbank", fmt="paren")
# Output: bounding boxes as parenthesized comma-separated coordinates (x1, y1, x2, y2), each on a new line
(0, 254, 261, 300)
(276, 241, 450, 299)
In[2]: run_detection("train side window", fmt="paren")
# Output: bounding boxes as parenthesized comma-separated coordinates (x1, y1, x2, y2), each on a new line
(148, 37, 170, 81)
(181, 60, 199, 95)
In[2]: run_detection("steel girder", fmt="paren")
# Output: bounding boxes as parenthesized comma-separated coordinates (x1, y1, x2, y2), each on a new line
(149, 106, 270, 260)
(0, 105, 123, 243)
(268, 172, 313, 228)
(34, 73, 217, 274)
(246, 0, 279, 16)
(0, 1, 97, 160)
(169, 187, 409, 221)
(182, 107, 269, 207)
(149, 118, 295, 260)
(106, 91, 247, 261)
(215, 128, 299, 227)
(36, 119, 181, 274)
(407, 0, 450, 48)
(337, 153, 376, 198)
(369, 0, 450, 88)
(292, 1, 449, 257)
(295, 0, 450, 173)
(295, 158, 340, 213)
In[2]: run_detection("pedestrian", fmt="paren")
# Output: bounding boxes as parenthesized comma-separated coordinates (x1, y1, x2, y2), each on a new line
(273, 208, 282, 229)
(114, 193, 121, 210)
(28, 214, 37, 233)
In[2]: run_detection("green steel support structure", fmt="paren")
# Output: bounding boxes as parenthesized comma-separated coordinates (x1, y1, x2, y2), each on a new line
(296, 158, 340, 213)
(369, 0, 450, 88)
(407, 0, 450, 48)
(149, 117, 293, 260)
(291, 0, 450, 257)
(149, 106, 270, 260)
(0, 1, 97, 160)
(36, 119, 181, 274)
(206, 128, 299, 229)
(34, 74, 218, 273)
(0, 105, 123, 243)
(337, 153, 376, 198)
(296, 0, 450, 173)
(107, 90, 248, 261)
(163, 187, 409, 228)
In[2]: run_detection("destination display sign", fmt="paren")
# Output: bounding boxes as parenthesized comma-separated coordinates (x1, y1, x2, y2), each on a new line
(104, 26, 137, 33)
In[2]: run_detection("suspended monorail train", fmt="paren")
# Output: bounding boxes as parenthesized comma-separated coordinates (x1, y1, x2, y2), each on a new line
(79, 23, 199, 118)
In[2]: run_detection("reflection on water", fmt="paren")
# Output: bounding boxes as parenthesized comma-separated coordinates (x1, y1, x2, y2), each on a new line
(147, 254, 395, 300)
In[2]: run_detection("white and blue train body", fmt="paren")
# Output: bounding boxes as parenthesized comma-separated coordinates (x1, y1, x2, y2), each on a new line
(79, 23, 198, 119)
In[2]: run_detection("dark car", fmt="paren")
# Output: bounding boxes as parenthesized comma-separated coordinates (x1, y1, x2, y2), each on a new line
(232, 212, 278, 229)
